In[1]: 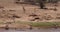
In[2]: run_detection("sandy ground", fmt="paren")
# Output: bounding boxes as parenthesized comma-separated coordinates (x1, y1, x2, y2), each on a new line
(0, 2, 60, 22)
(0, 1, 60, 28)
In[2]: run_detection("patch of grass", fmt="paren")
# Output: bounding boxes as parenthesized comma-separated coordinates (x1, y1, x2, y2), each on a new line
(31, 22, 53, 27)
(31, 22, 59, 27)
(15, 21, 60, 27)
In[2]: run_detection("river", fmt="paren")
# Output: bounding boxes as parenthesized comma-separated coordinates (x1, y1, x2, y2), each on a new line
(0, 28, 60, 32)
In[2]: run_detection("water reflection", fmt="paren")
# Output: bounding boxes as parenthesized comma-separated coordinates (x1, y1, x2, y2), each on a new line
(0, 28, 60, 32)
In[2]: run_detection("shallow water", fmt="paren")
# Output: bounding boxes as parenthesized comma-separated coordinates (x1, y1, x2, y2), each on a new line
(0, 28, 60, 32)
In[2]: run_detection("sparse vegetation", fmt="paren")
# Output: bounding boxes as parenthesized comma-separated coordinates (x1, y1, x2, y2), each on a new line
(15, 21, 60, 28)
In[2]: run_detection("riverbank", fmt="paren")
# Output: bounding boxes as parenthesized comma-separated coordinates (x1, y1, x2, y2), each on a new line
(0, 21, 60, 29)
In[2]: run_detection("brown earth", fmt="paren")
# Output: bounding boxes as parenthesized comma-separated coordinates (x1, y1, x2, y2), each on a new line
(0, 2, 60, 22)
(0, 1, 60, 28)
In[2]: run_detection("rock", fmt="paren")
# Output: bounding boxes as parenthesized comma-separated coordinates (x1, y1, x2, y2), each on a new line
(43, 15, 53, 20)
(13, 15, 20, 18)
(9, 10, 15, 11)
(29, 13, 37, 17)
(5, 24, 9, 30)
(12, 14, 21, 18)
(34, 17, 40, 20)
(0, 6, 4, 9)
(29, 25, 33, 30)
(54, 8, 57, 11)
(30, 19, 35, 21)
(56, 17, 60, 19)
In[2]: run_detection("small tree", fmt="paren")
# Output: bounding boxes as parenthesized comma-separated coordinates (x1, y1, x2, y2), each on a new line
(39, 0, 45, 9)
(35, 0, 46, 9)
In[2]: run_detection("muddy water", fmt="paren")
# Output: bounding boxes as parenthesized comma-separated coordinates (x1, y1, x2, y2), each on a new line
(0, 28, 60, 32)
